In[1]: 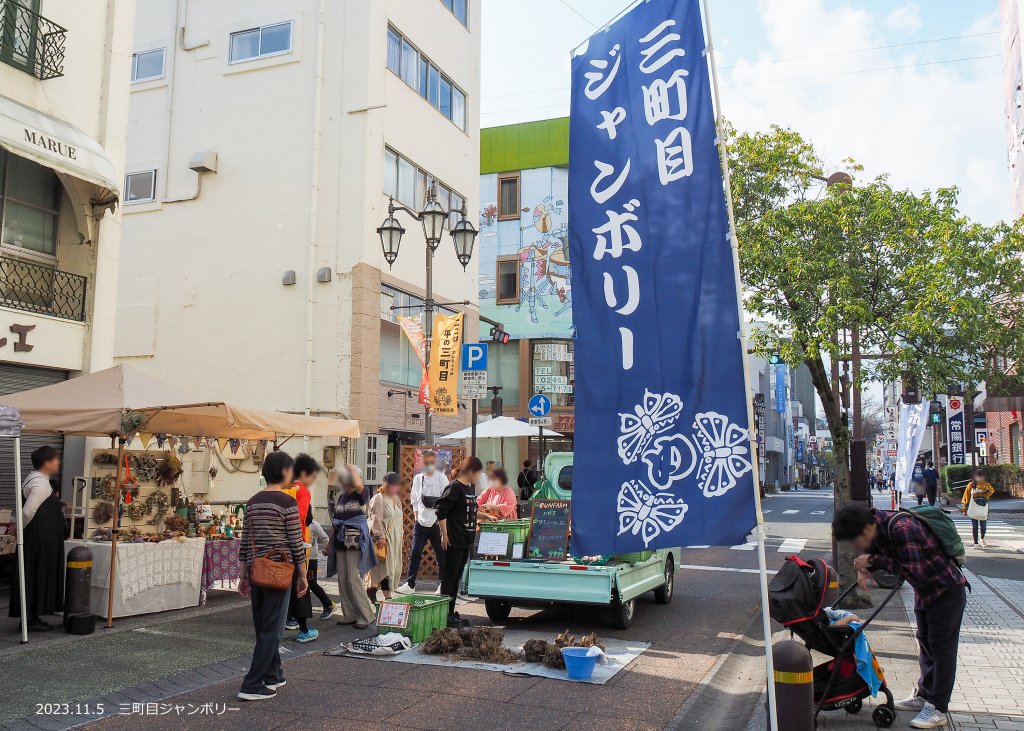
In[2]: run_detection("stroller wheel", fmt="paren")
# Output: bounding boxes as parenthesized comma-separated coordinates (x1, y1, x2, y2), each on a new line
(845, 698, 863, 714)
(872, 705, 896, 728)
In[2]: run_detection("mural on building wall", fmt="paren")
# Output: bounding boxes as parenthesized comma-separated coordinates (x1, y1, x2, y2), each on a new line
(479, 168, 574, 339)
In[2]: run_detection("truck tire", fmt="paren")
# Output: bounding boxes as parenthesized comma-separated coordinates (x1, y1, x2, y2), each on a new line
(610, 597, 635, 629)
(654, 556, 675, 604)
(484, 599, 512, 622)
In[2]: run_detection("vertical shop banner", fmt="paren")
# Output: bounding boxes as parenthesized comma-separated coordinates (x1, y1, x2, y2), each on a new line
(895, 401, 930, 494)
(774, 363, 787, 413)
(946, 396, 966, 465)
(397, 315, 429, 405)
(568, 0, 756, 552)
(427, 312, 464, 416)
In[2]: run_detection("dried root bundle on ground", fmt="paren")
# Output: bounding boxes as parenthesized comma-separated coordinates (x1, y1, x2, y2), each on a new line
(422, 629, 463, 655)
(422, 627, 521, 664)
(522, 638, 549, 663)
(537, 630, 606, 669)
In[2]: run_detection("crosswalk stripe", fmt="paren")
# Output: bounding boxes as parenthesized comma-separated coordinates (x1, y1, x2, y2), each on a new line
(778, 538, 806, 553)
(811, 510, 827, 515)
(762, 509, 773, 514)
(783, 509, 800, 515)
(730, 542, 757, 551)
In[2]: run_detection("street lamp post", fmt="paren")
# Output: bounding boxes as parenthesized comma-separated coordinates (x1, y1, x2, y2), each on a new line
(377, 185, 478, 444)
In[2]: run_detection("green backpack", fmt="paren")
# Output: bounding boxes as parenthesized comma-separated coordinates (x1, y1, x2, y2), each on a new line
(898, 506, 966, 565)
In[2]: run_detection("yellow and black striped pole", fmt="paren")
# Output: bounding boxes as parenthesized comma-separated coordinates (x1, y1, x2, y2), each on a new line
(773, 639, 814, 730)
(64, 545, 94, 633)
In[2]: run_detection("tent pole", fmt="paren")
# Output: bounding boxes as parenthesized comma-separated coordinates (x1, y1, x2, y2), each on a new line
(14, 436, 27, 643)
(106, 438, 125, 628)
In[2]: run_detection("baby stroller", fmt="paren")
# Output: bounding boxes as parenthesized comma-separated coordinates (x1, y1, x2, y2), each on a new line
(769, 556, 902, 728)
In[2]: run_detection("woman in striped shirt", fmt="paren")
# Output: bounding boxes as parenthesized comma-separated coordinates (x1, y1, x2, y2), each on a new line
(237, 451, 308, 701)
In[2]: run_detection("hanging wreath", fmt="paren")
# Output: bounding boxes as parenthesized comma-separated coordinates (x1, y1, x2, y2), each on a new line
(97, 475, 118, 501)
(92, 452, 119, 467)
(121, 410, 146, 439)
(157, 453, 184, 487)
(128, 454, 161, 483)
(145, 490, 170, 525)
(92, 501, 115, 525)
(126, 500, 149, 521)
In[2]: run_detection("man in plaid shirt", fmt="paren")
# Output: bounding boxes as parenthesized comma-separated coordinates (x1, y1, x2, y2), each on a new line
(834, 506, 967, 729)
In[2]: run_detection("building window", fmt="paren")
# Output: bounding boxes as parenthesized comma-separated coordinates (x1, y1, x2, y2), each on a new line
(229, 21, 292, 64)
(131, 48, 165, 82)
(383, 147, 465, 215)
(532, 339, 574, 407)
(0, 150, 60, 257)
(440, 0, 469, 27)
(386, 27, 468, 131)
(495, 256, 519, 305)
(124, 170, 157, 204)
(498, 174, 520, 219)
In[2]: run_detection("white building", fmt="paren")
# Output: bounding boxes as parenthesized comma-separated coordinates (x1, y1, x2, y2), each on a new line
(118, 0, 481, 502)
(0, 0, 134, 511)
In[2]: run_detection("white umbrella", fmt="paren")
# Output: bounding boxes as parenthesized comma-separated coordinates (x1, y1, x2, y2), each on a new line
(440, 416, 563, 439)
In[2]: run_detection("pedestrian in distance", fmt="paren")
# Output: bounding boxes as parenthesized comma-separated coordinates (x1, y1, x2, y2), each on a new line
(283, 453, 318, 642)
(832, 504, 967, 729)
(922, 461, 941, 507)
(307, 518, 334, 620)
(437, 457, 481, 628)
(476, 467, 518, 522)
(365, 472, 404, 602)
(961, 467, 995, 548)
(517, 459, 538, 500)
(9, 445, 65, 631)
(326, 464, 377, 629)
(913, 477, 928, 506)
(396, 450, 447, 595)
(237, 451, 308, 701)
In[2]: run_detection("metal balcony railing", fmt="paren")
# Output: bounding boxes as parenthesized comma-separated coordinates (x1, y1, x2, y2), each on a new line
(0, 255, 86, 321)
(0, 0, 66, 80)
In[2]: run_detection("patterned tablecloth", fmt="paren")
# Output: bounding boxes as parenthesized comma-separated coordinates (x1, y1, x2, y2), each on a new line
(0, 522, 15, 556)
(200, 538, 240, 605)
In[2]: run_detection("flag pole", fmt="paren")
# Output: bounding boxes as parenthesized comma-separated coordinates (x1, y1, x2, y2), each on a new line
(700, 1, 778, 729)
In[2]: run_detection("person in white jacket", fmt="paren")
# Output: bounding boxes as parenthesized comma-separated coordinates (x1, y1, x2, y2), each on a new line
(396, 451, 448, 594)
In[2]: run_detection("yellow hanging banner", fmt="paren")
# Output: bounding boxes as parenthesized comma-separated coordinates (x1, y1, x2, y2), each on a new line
(427, 311, 464, 416)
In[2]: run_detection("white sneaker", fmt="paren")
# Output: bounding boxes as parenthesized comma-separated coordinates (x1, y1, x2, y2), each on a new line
(395, 583, 415, 595)
(894, 694, 927, 712)
(909, 702, 947, 728)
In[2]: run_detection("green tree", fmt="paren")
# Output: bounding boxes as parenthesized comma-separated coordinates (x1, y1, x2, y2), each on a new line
(728, 125, 1024, 602)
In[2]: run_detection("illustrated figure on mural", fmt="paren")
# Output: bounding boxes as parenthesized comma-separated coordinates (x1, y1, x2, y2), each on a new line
(515, 199, 571, 322)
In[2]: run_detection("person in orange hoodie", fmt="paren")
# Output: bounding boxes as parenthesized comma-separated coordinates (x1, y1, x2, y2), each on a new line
(960, 468, 996, 548)
(283, 453, 319, 641)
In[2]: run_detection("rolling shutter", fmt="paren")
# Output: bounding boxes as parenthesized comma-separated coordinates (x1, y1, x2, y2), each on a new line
(0, 364, 67, 512)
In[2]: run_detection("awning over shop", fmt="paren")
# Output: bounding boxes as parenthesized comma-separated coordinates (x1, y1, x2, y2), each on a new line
(0, 93, 119, 211)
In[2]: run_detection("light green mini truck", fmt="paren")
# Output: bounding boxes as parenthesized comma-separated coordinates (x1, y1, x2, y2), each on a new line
(466, 452, 680, 629)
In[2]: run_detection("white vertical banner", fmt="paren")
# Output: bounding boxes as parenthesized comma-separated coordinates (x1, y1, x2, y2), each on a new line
(895, 401, 930, 495)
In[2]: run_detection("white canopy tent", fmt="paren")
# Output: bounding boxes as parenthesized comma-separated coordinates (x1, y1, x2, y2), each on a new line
(440, 416, 563, 440)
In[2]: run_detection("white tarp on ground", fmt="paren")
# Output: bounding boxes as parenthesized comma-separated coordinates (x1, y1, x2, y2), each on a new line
(325, 628, 649, 685)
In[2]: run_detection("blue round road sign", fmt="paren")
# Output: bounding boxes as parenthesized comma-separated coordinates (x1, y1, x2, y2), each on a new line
(529, 394, 551, 417)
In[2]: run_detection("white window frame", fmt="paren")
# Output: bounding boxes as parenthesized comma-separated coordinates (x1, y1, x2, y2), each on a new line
(382, 147, 465, 217)
(124, 170, 157, 204)
(228, 21, 293, 64)
(131, 48, 166, 83)
(386, 26, 468, 132)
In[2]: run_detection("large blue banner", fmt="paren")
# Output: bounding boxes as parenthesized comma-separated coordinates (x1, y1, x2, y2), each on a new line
(568, 0, 756, 553)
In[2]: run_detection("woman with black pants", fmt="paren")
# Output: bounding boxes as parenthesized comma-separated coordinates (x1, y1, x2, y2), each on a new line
(237, 452, 308, 701)
(437, 457, 481, 628)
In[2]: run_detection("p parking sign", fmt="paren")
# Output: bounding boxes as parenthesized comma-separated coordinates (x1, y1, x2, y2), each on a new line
(461, 342, 488, 372)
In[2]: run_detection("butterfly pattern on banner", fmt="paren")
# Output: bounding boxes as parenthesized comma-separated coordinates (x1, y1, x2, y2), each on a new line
(568, 0, 757, 553)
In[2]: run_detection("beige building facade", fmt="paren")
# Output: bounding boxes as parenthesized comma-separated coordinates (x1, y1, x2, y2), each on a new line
(118, 0, 481, 501)
(0, 0, 134, 510)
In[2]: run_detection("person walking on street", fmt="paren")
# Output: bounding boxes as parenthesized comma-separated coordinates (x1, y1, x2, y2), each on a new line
(832, 505, 967, 728)
(517, 459, 537, 500)
(307, 518, 335, 619)
(437, 457, 481, 628)
(327, 464, 377, 629)
(366, 472, 404, 602)
(9, 446, 65, 631)
(237, 451, 308, 701)
(283, 454, 318, 642)
(923, 461, 941, 507)
(396, 451, 447, 595)
(961, 468, 995, 548)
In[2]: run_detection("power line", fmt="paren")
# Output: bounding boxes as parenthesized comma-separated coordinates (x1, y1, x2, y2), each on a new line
(481, 30, 998, 103)
(557, 0, 599, 28)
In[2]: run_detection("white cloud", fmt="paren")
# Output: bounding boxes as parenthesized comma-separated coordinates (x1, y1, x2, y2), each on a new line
(885, 3, 922, 33)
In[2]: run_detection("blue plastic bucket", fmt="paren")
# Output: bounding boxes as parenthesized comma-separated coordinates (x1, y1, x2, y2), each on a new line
(561, 647, 598, 681)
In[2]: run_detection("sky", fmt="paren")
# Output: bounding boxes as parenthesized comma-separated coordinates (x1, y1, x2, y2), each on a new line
(481, 0, 1009, 225)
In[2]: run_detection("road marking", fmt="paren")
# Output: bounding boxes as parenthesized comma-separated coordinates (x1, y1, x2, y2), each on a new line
(811, 510, 827, 515)
(730, 542, 757, 551)
(761, 509, 773, 514)
(783, 509, 800, 515)
(778, 538, 806, 553)
(678, 563, 778, 575)
(684, 545, 711, 549)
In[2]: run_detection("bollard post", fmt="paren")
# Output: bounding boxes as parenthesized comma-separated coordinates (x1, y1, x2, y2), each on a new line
(825, 562, 839, 608)
(64, 545, 95, 634)
(772, 639, 814, 731)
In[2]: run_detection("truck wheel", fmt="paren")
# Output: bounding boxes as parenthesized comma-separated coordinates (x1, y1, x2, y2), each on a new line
(611, 597, 635, 629)
(654, 556, 675, 604)
(484, 599, 512, 622)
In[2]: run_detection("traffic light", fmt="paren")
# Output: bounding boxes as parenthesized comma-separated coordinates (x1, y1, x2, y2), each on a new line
(902, 375, 920, 404)
(490, 326, 510, 344)
(768, 353, 782, 365)
(929, 401, 943, 425)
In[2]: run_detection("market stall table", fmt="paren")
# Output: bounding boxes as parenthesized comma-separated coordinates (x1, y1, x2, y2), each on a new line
(200, 538, 240, 605)
(64, 537, 205, 618)
(0, 522, 14, 556)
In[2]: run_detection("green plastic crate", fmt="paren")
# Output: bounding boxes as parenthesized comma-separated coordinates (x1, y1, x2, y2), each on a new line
(614, 551, 654, 563)
(479, 518, 532, 548)
(376, 594, 449, 643)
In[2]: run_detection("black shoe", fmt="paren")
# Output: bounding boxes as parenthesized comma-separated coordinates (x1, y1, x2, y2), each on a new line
(446, 614, 469, 628)
(237, 686, 277, 701)
(27, 619, 54, 632)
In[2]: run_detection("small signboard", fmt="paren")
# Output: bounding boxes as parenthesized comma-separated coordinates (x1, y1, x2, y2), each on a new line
(461, 370, 487, 400)
(477, 530, 510, 557)
(377, 600, 411, 629)
(528, 416, 552, 427)
(528, 499, 571, 561)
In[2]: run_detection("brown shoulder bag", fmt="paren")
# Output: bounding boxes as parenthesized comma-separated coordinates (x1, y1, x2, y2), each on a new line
(248, 526, 294, 592)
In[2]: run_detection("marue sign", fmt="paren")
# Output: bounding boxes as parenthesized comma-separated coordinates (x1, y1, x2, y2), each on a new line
(24, 128, 77, 160)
